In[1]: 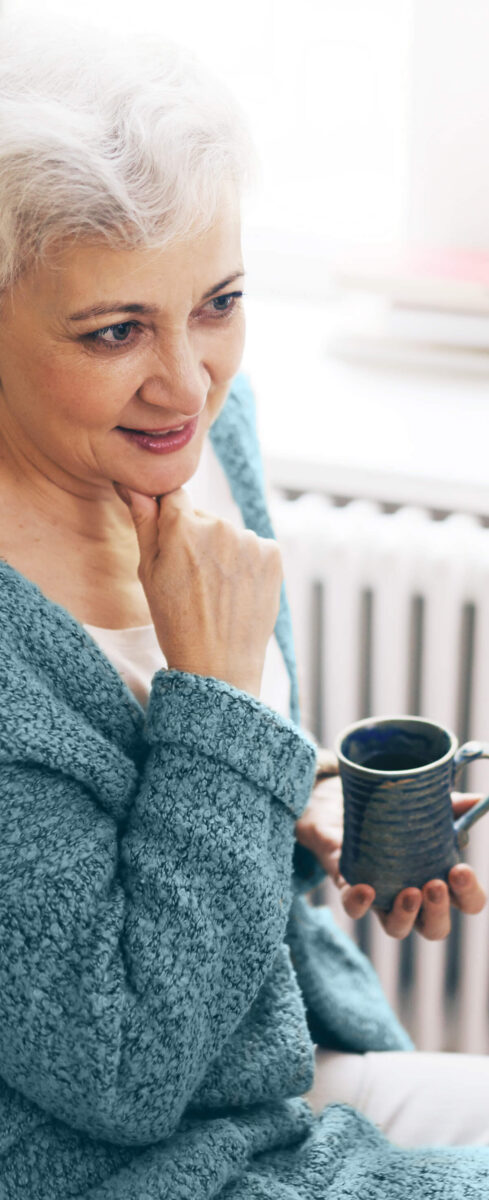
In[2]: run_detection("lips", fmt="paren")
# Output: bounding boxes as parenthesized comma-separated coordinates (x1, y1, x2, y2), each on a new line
(119, 424, 186, 434)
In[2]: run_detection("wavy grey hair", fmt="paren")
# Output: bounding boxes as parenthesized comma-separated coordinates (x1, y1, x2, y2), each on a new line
(0, 12, 260, 294)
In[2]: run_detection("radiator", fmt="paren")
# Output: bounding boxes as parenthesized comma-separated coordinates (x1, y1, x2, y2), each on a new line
(269, 489, 489, 1054)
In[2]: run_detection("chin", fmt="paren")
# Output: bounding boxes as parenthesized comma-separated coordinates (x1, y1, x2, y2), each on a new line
(149, 471, 196, 501)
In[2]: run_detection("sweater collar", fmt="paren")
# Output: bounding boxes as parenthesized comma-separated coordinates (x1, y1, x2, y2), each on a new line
(209, 372, 300, 726)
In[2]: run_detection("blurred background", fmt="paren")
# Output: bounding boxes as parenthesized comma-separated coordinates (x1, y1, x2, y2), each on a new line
(4, 0, 489, 1053)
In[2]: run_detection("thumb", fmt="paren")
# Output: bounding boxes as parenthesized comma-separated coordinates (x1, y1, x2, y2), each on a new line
(112, 481, 160, 565)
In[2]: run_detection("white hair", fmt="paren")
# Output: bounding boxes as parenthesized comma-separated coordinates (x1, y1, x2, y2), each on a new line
(0, 12, 260, 294)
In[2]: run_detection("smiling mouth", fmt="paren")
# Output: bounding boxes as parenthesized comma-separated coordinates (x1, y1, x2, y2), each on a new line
(117, 424, 187, 434)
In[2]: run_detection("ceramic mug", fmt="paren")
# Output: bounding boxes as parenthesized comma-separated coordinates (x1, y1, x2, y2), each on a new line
(335, 715, 489, 912)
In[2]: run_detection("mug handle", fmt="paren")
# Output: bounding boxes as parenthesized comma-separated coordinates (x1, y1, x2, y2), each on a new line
(452, 741, 489, 848)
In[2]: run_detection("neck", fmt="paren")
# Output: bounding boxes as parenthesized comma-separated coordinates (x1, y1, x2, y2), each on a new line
(0, 444, 136, 559)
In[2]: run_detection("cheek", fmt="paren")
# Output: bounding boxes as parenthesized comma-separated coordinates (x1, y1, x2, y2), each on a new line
(207, 320, 247, 426)
(211, 312, 246, 381)
(36, 354, 133, 428)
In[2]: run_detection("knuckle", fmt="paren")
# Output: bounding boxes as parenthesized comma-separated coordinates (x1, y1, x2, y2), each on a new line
(268, 537, 282, 558)
(238, 530, 283, 578)
(240, 529, 261, 558)
(385, 919, 409, 940)
(270, 542, 284, 572)
(462, 894, 486, 915)
(261, 535, 283, 561)
(416, 914, 451, 940)
(424, 926, 450, 941)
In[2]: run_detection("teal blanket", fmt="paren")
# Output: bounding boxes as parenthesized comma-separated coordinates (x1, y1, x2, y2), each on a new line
(0, 371, 488, 1197)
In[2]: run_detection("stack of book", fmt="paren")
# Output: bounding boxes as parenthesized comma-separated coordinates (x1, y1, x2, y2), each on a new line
(326, 247, 489, 373)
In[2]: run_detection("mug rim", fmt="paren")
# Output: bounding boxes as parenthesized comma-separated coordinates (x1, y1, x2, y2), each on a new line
(334, 714, 458, 777)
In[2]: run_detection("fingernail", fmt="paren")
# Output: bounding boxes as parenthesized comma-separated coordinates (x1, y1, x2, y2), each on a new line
(402, 895, 419, 913)
(452, 868, 470, 889)
(427, 884, 444, 903)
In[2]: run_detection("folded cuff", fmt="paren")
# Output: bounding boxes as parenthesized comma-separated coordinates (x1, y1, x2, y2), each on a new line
(144, 669, 318, 819)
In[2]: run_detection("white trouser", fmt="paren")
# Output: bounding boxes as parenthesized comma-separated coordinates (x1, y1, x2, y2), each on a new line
(302, 1048, 489, 1147)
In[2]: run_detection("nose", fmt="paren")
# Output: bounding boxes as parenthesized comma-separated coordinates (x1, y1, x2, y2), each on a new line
(137, 336, 210, 420)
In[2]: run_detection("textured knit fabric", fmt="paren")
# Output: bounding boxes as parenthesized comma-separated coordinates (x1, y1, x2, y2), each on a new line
(1, 370, 488, 1198)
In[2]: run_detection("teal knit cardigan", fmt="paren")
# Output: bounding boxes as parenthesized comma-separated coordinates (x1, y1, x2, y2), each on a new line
(0, 371, 488, 1198)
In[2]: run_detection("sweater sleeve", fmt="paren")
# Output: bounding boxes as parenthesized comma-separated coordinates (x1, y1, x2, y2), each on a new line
(0, 669, 317, 1147)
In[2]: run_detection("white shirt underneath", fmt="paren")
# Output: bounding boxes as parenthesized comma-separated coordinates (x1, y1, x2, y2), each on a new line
(82, 619, 290, 717)
(84, 436, 291, 718)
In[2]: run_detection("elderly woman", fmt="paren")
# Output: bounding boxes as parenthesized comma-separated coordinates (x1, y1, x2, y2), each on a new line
(1, 13, 489, 1200)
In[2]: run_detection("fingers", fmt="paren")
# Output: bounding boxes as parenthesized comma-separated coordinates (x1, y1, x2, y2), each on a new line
(323, 847, 343, 885)
(337, 876, 450, 938)
(451, 791, 484, 817)
(376, 881, 451, 940)
(334, 859, 486, 938)
(365, 871, 486, 940)
(340, 881, 376, 919)
(379, 876, 480, 941)
(414, 880, 452, 940)
(325, 850, 376, 915)
(337, 874, 451, 940)
(375, 888, 422, 939)
(448, 863, 487, 914)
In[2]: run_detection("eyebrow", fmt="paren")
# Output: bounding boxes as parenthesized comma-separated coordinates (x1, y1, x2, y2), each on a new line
(67, 271, 246, 322)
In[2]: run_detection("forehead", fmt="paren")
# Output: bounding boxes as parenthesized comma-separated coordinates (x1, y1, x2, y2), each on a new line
(14, 191, 243, 313)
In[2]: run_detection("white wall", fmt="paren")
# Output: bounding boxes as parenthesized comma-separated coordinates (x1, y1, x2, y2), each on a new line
(407, 0, 489, 249)
(1, 0, 413, 298)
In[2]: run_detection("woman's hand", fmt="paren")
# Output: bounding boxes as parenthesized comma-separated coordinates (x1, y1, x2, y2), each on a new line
(112, 483, 283, 699)
(294, 768, 487, 940)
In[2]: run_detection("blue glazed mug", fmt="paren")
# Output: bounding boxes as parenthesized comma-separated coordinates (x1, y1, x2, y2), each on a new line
(335, 715, 489, 912)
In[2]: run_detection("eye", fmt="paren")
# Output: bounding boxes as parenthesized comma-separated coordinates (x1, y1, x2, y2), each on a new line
(205, 291, 244, 318)
(83, 292, 245, 351)
(85, 321, 140, 348)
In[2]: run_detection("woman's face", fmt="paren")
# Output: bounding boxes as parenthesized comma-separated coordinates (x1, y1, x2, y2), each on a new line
(0, 186, 246, 517)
